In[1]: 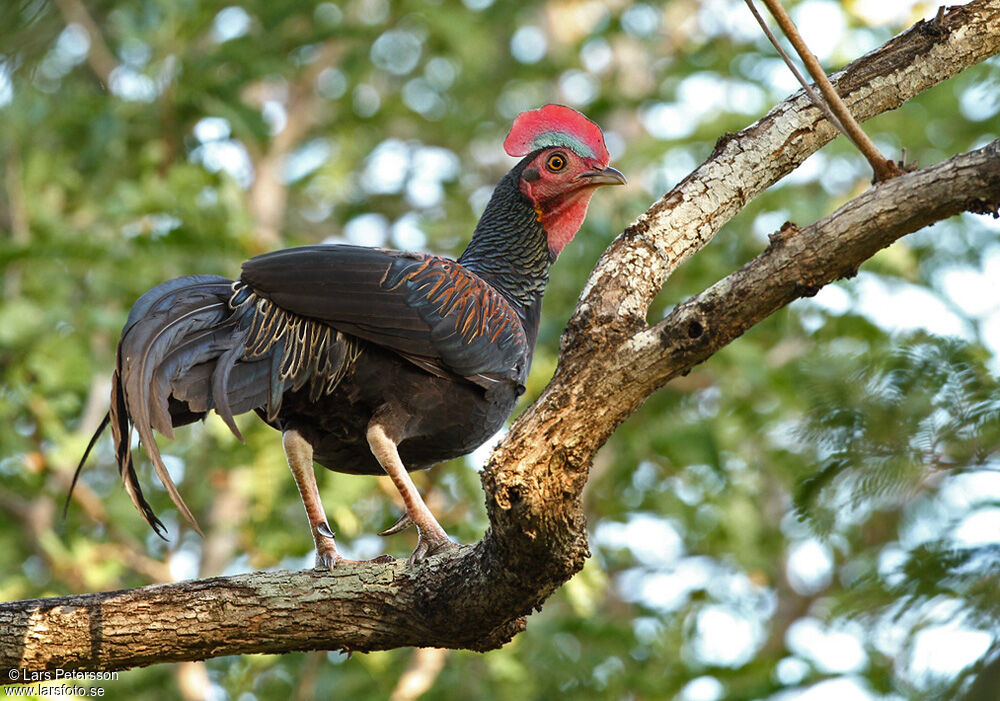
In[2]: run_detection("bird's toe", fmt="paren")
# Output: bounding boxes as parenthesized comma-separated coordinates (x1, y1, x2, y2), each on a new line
(317, 550, 395, 568)
(406, 533, 459, 566)
(315, 549, 339, 571)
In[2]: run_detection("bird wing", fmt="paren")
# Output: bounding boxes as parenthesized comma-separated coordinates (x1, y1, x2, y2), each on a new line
(239, 244, 530, 387)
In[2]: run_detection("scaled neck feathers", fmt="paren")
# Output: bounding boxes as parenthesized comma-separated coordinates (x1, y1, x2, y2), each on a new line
(457, 164, 551, 322)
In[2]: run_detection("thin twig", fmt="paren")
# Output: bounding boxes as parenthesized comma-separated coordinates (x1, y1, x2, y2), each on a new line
(743, 0, 848, 136)
(750, 0, 904, 181)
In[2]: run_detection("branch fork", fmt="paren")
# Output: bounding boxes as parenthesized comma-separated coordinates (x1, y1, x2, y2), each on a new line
(746, 0, 910, 181)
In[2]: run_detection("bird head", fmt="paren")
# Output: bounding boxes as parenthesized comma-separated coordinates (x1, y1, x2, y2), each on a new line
(505, 104, 626, 257)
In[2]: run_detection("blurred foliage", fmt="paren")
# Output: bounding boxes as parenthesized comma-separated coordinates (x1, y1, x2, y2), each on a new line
(1, 0, 999, 699)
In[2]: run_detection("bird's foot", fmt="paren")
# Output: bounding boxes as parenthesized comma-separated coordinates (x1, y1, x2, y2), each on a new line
(312, 522, 394, 569)
(408, 526, 459, 566)
(378, 512, 456, 565)
(315, 551, 395, 569)
(314, 546, 340, 570)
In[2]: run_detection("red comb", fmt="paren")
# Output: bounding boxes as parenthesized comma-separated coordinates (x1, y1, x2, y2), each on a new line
(504, 104, 609, 165)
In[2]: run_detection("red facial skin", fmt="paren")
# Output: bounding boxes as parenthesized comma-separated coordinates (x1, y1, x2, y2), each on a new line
(517, 147, 611, 258)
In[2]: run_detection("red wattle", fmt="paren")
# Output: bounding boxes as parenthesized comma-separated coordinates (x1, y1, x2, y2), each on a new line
(538, 188, 597, 258)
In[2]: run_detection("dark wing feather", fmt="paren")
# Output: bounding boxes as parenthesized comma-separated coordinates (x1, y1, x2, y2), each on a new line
(240, 244, 530, 386)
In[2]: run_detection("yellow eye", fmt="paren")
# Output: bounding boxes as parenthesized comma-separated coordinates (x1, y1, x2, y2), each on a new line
(546, 153, 567, 172)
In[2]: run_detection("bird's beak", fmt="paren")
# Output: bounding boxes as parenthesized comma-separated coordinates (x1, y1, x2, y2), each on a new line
(578, 166, 627, 187)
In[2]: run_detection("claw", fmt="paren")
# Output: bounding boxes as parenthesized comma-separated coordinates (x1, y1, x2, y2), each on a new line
(379, 511, 457, 565)
(378, 512, 414, 536)
(407, 529, 458, 566)
(315, 548, 339, 570)
(314, 525, 340, 570)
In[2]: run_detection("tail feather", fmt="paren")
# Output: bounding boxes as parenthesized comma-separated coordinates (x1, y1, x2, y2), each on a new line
(219, 359, 273, 412)
(110, 360, 168, 538)
(266, 336, 287, 421)
(124, 298, 229, 442)
(123, 276, 232, 331)
(210, 336, 248, 441)
(63, 412, 111, 519)
(171, 356, 272, 416)
(151, 325, 240, 437)
(73, 273, 358, 538)
(116, 279, 233, 537)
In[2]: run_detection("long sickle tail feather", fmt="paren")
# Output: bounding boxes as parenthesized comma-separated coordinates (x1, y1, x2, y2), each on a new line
(62, 411, 111, 521)
(68, 276, 232, 538)
(114, 277, 236, 537)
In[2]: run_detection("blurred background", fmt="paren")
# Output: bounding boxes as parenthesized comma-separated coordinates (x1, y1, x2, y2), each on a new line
(1, 0, 999, 698)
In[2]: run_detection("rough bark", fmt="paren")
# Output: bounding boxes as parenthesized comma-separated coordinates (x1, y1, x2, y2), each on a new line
(3, 0, 999, 676)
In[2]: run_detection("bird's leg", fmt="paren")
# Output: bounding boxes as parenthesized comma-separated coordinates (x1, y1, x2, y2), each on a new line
(282, 429, 343, 569)
(367, 421, 457, 565)
(282, 429, 393, 569)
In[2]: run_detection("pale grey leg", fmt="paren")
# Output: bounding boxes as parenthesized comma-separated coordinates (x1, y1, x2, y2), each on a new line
(282, 429, 343, 569)
(283, 429, 394, 568)
(367, 422, 456, 564)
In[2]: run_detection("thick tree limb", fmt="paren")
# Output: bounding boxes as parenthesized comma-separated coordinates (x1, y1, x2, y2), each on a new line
(3, 0, 999, 675)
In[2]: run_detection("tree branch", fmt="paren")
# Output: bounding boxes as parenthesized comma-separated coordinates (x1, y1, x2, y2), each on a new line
(51, 0, 118, 86)
(577, 0, 999, 341)
(3, 0, 999, 675)
(636, 139, 1000, 388)
(246, 40, 344, 250)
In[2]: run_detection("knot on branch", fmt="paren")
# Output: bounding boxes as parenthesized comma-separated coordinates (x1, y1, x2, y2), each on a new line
(659, 306, 712, 354)
(712, 131, 739, 157)
(498, 484, 524, 509)
(919, 5, 952, 38)
(767, 221, 801, 248)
